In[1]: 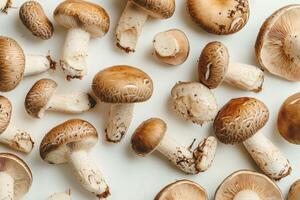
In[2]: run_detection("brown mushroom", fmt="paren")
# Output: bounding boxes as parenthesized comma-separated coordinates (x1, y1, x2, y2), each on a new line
(288, 180, 300, 200)
(0, 0, 12, 14)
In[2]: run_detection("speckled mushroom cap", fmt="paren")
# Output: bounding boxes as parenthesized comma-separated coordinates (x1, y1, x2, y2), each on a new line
(131, 118, 166, 156)
(92, 65, 153, 103)
(132, 0, 175, 19)
(54, 0, 110, 38)
(288, 180, 300, 200)
(187, 0, 249, 35)
(0, 36, 25, 92)
(40, 119, 98, 164)
(214, 97, 269, 144)
(0, 96, 12, 134)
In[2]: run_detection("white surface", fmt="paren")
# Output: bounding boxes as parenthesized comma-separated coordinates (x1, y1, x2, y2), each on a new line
(0, 0, 300, 199)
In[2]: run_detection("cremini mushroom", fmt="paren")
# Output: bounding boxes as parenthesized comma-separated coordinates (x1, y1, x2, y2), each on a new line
(116, 0, 175, 53)
(131, 118, 218, 174)
(0, 0, 12, 13)
(0, 153, 32, 200)
(214, 97, 291, 180)
(198, 41, 264, 92)
(187, 0, 249, 35)
(256, 5, 300, 81)
(92, 65, 153, 143)
(288, 180, 300, 200)
(215, 170, 284, 200)
(54, 0, 110, 80)
(40, 119, 110, 198)
(19, 1, 54, 40)
(25, 78, 96, 118)
(48, 190, 71, 200)
(171, 82, 218, 125)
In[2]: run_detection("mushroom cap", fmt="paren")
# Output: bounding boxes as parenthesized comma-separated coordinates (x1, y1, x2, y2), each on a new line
(0, 153, 32, 199)
(132, 0, 175, 19)
(155, 180, 208, 200)
(187, 0, 249, 35)
(92, 65, 153, 103)
(198, 41, 229, 89)
(54, 0, 110, 38)
(0, 36, 25, 92)
(288, 180, 300, 200)
(255, 4, 300, 81)
(215, 170, 283, 200)
(0, 96, 12, 134)
(131, 118, 166, 156)
(25, 78, 58, 119)
(214, 97, 269, 144)
(40, 119, 98, 164)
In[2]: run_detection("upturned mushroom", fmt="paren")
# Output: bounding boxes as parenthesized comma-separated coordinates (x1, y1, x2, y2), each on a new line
(131, 118, 218, 174)
(171, 82, 218, 125)
(288, 180, 300, 200)
(116, 0, 175, 53)
(0, 0, 12, 13)
(19, 1, 54, 40)
(0, 153, 32, 200)
(0, 36, 55, 92)
(25, 78, 96, 118)
(40, 119, 110, 198)
(215, 170, 284, 200)
(214, 97, 291, 180)
(54, 0, 110, 80)
(48, 191, 71, 200)
(92, 65, 153, 143)
(198, 41, 264, 92)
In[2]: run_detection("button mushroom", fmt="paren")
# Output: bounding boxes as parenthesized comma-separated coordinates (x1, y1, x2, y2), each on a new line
(198, 41, 264, 92)
(25, 78, 96, 118)
(116, 0, 175, 53)
(92, 65, 153, 143)
(131, 118, 218, 174)
(48, 191, 71, 200)
(54, 0, 110, 80)
(288, 180, 300, 200)
(40, 119, 110, 198)
(0, 0, 12, 14)
(214, 97, 291, 180)
(215, 170, 284, 200)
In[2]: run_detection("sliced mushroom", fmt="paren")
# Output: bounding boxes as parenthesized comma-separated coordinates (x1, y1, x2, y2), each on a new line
(198, 41, 264, 92)
(214, 97, 291, 180)
(116, 0, 175, 53)
(54, 0, 110, 80)
(40, 119, 110, 198)
(48, 190, 71, 200)
(0, 0, 12, 14)
(288, 180, 300, 200)
(131, 118, 217, 174)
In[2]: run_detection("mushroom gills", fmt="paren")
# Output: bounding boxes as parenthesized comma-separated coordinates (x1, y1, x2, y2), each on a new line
(284, 34, 300, 64)
(0, 172, 14, 200)
(233, 190, 261, 200)
(0, 0, 11, 13)
(24, 54, 55, 76)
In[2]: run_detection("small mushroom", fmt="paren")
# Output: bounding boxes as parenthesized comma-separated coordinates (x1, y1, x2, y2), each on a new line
(40, 119, 110, 198)
(25, 78, 96, 119)
(187, 0, 249, 35)
(116, 0, 175, 53)
(19, 1, 54, 40)
(198, 41, 264, 92)
(0, 153, 32, 200)
(215, 170, 284, 200)
(288, 180, 300, 200)
(54, 0, 110, 80)
(92, 65, 153, 143)
(48, 190, 71, 200)
(0, 0, 12, 14)
(214, 97, 291, 180)
(155, 180, 208, 200)
(171, 82, 218, 125)
(131, 118, 218, 174)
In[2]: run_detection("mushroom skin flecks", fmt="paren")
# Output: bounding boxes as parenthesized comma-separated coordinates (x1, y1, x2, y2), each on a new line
(0, 0, 12, 14)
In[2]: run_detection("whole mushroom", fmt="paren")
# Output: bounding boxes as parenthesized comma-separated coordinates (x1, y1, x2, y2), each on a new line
(0, 0, 12, 13)
(288, 180, 300, 200)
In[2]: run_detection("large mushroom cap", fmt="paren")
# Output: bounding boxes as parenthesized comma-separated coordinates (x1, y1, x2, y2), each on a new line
(92, 65, 153, 103)
(132, 0, 175, 19)
(288, 180, 300, 200)
(214, 97, 269, 144)
(0, 96, 12, 134)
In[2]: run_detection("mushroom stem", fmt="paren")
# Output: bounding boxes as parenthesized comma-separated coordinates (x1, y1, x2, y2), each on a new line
(24, 55, 54, 77)
(233, 190, 261, 200)
(0, 0, 11, 13)
(153, 32, 179, 57)
(48, 192, 71, 200)
(0, 172, 14, 200)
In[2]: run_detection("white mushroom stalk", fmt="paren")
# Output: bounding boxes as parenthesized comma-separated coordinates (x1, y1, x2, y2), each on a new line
(233, 190, 261, 200)
(154, 33, 179, 57)
(0, 0, 11, 13)
(24, 54, 56, 76)
(0, 172, 14, 200)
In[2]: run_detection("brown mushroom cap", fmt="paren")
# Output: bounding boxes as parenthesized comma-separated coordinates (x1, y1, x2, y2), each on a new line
(0, 96, 12, 134)
(92, 65, 153, 103)
(214, 97, 269, 144)
(132, 0, 175, 19)
(288, 180, 300, 200)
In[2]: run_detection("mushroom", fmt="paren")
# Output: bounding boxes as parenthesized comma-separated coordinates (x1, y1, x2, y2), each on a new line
(0, 36, 55, 92)
(48, 190, 71, 200)
(131, 118, 218, 174)
(255, 5, 300, 81)
(0, 0, 12, 14)
(214, 97, 291, 180)
(25, 78, 96, 119)
(0, 96, 34, 153)
(171, 82, 218, 125)
(116, 0, 175, 53)
(198, 41, 264, 92)
(288, 180, 300, 200)
(19, 1, 54, 40)
(215, 170, 284, 200)
(92, 65, 153, 143)
(187, 0, 249, 35)
(155, 180, 208, 200)
(0, 153, 32, 200)
(153, 29, 190, 66)
(54, 0, 110, 80)
(40, 119, 110, 198)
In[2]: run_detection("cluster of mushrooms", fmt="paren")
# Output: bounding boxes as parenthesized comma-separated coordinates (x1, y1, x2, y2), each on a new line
(1, 0, 300, 199)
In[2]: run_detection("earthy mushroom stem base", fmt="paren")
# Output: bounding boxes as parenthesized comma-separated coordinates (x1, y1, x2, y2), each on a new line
(233, 190, 261, 200)
(0, 0, 11, 13)
(24, 55, 54, 76)
(48, 192, 71, 200)
(0, 172, 14, 200)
